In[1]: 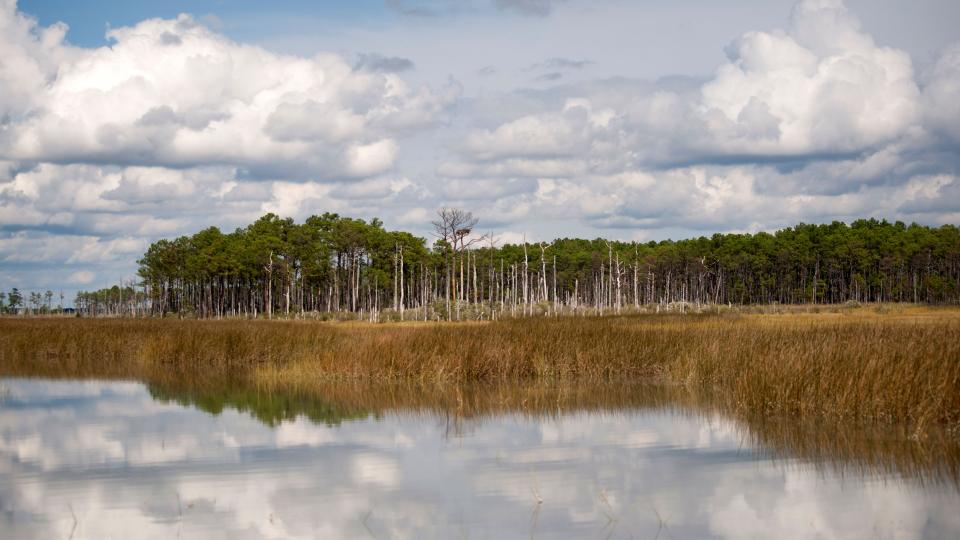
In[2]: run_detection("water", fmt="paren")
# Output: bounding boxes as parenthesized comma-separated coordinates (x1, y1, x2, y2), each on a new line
(1, 378, 958, 539)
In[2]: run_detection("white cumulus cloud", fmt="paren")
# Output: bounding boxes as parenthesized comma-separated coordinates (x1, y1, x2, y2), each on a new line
(0, 3, 456, 181)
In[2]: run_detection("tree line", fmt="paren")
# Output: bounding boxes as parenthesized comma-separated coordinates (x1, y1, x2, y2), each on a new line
(0, 289, 65, 315)
(3, 213, 958, 319)
(73, 283, 146, 317)
(130, 212, 959, 319)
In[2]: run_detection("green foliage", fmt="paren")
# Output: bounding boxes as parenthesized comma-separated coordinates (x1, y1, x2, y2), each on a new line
(137, 213, 430, 317)
(6, 288, 22, 312)
(130, 215, 960, 318)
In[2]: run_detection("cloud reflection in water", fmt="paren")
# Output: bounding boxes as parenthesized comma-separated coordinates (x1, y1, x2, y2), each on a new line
(1, 378, 958, 539)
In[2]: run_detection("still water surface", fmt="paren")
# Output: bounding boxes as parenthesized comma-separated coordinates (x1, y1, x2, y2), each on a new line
(1, 377, 958, 539)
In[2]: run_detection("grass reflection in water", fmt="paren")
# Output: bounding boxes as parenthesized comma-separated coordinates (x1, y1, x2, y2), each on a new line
(144, 377, 960, 489)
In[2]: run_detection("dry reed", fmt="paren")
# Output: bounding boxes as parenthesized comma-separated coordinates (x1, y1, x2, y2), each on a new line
(1, 309, 959, 427)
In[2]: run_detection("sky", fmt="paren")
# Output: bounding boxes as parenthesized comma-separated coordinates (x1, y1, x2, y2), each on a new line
(1, 0, 959, 298)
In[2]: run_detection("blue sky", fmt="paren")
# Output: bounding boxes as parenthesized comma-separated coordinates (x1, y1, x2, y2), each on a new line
(20, 0, 392, 47)
(19, 0, 960, 58)
(1, 0, 959, 298)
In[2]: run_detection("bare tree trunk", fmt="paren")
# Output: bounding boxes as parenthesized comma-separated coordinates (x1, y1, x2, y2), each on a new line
(615, 252, 621, 314)
(393, 245, 398, 312)
(446, 251, 451, 320)
(500, 258, 505, 307)
(538, 243, 551, 310)
(472, 252, 478, 309)
(812, 258, 819, 304)
(266, 251, 273, 319)
(399, 245, 405, 321)
(521, 239, 528, 314)
(552, 254, 557, 316)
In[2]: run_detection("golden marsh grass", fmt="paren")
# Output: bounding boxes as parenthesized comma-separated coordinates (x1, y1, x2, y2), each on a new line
(1, 308, 959, 427)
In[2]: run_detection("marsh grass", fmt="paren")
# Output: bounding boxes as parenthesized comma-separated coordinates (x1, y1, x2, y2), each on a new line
(2, 309, 959, 427)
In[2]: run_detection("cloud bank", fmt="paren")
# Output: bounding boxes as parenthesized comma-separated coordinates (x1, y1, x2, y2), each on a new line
(0, 0, 957, 295)
(437, 0, 958, 232)
(0, 5, 457, 180)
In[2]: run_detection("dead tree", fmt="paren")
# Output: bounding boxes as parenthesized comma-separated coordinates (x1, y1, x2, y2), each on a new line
(431, 208, 486, 320)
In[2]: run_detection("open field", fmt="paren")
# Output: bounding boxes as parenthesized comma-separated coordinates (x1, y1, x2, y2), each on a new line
(2, 306, 959, 428)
